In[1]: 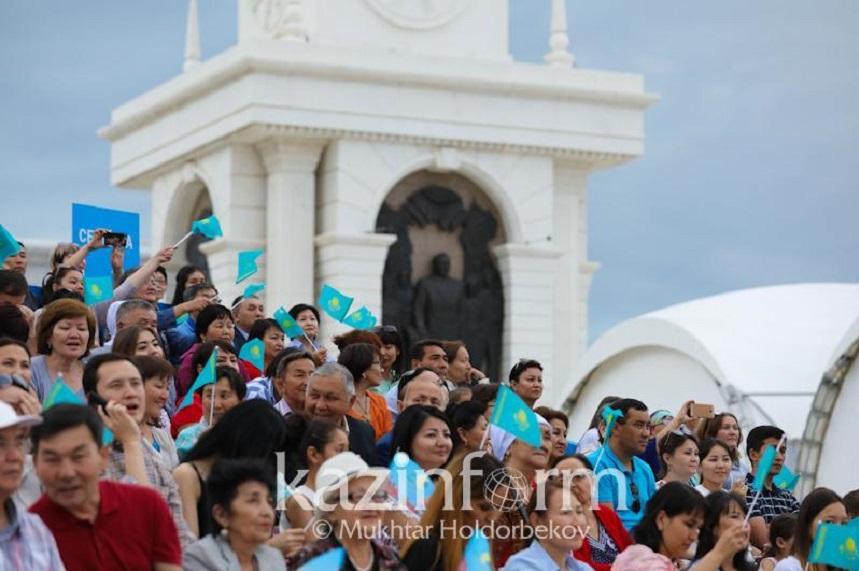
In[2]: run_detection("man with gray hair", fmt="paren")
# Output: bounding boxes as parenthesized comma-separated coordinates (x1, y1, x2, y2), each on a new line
(305, 362, 379, 466)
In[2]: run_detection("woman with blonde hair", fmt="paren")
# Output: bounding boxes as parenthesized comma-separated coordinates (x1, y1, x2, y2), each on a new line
(401, 451, 507, 571)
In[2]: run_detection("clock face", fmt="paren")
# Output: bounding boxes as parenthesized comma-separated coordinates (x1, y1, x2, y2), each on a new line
(365, 0, 470, 30)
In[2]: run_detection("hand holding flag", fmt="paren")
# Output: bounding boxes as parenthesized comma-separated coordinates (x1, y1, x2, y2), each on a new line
(809, 521, 859, 569)
(388, 452, 435, 512)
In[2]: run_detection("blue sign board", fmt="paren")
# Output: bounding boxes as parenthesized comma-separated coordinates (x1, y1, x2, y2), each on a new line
(71, 203, 140, 276)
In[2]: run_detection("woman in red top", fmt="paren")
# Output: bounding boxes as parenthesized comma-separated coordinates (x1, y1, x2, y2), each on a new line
(554, 453, 633, 570)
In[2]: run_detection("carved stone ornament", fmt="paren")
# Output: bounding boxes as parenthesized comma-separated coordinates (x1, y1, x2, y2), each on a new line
(377, 185, 504, 382)
(364, 0, 470, 30)
(250, 0, 305, 40)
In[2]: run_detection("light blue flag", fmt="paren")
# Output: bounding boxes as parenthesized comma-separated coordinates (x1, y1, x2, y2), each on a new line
(242, 282, 266, 299)
(809, 521, 859, 569)
(489, 384, 542, 448)
(176, 314, 190, 326)
(43, 380, 83, 410)
(236, 249, 264, 283)
(239, 338, 265, 371)
(297, 547, 345, 571)
(463, 528, 493, 571)
(191, 215, 223, 239)
(83, 275, 114, 306)
(752, 444, 777, 492)
(0, 224, 21, 260)
(178, 348, 219, 411)
(42, 383, 114, 445)
(342, 306, 376, 330)
(318, 284, 353, 322)
(601, 405, 624, 440)
(773, 465, 801, 492)
(273, 306, 305, 339)
(388, 452, 435, 512)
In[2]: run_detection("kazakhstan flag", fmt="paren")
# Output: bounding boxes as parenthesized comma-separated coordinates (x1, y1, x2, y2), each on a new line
(236, 249, 264, 284)
(239, 338, 265, 371)
(43, 380, 83, 410)
(463, 528, 493, 571)
(809, 521, 859, 569)
(179, 347, 218, 411)
(0, 224, 21, 261)
(318, 284, 353, 322)
(84, 276, 114, 306)
(489, 385, 542, 448)
(191, 215, 223, 239)
(273, 306, 305, 339)
(342, 306, 376, 330)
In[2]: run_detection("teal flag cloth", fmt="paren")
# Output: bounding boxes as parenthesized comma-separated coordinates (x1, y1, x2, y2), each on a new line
(388, 452, 435, 512)
(297, 548, 345, 571)
(773, 465, 801, 492)
(273, 306, 305, 339)
(318, 284, 353, 322)
(191, 215, 223, 239)
(0, 224, 21, 260)
(601, 405, 624, 440)
(83, 275, 114, 306)
(242, 282, 265, 298)
(176, 314, 189, 326)
(43, 380, 83, 410)
(343, 306, 376, 330)
(489, 384, 542, 448)
(751, 444, 777, 492)
(178, 348, 218, 411)
(239, 338, 265, 371)
(236, 249, 264, 283)
(809, 521, 859, 569)
(463, 528, 493, 571)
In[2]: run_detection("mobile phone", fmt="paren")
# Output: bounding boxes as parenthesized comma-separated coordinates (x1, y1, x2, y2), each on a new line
(87, 392, 110, 416)
(102, 232, 128, 248)
(690, 403, 715, 419)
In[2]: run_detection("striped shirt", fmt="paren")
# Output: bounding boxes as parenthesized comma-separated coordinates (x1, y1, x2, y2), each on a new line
(744, 473, 800, 523)
(0, 499, 65, 570)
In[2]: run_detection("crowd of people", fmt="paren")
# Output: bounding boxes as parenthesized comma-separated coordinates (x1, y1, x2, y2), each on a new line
(0, 234, 857, 570)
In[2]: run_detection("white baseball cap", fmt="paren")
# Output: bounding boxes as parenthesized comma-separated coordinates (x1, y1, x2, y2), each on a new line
(314, 452, 389, 515)
(0, 401, 41, 431)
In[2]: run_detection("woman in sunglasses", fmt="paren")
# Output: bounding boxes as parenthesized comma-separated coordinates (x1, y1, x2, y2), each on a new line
(553, 454, 632, 570)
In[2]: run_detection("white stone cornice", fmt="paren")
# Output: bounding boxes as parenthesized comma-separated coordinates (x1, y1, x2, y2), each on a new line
(99, 43, 657, 141)
(492, 243, 563, 260)
(314, 232, 397, 249)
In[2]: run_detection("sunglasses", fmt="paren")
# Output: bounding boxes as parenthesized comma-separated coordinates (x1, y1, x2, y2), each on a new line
(373, 325, 398, 334)
(629, 481, 642, 513)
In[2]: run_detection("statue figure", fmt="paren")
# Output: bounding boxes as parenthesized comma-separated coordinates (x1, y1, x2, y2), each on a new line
(412, 253, 464, 341)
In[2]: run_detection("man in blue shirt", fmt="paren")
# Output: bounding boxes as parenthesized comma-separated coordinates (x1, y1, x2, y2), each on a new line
(587, 398, 657, 530)
(163, 283, 218, 365)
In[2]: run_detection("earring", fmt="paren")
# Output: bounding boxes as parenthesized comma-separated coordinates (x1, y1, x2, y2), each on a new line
(220, 528, 229, 538)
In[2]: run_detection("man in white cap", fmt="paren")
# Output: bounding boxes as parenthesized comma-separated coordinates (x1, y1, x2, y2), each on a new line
(0, 401, 65, 569)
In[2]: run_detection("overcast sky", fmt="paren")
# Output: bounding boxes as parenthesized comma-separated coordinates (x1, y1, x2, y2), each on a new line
(1, 1, 857, 340)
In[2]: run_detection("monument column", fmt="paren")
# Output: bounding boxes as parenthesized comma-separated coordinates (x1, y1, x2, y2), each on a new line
(493, 243, 562, 400)
(258, 139, 325, 311)
(314, 232, 397, 341)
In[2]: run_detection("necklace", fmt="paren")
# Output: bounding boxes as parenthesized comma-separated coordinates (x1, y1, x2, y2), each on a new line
(349, 548, 374, 571)
(353, 393, 370, 420)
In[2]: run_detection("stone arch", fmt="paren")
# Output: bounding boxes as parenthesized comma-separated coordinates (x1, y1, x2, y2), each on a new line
(369, 155, 523, 244)
(374, 168, 507, 381)
(163, 165, 215, 283)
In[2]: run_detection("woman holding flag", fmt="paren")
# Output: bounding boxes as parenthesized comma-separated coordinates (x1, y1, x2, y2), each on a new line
(400, 451, 506, 571)
(772, 488, 849, 571)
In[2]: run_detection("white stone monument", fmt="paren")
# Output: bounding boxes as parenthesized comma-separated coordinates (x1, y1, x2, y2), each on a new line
(99, 0, 655, 405)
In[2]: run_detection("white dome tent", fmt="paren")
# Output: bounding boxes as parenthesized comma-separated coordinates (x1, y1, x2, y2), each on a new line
(795, 315, 859, 496)
(554, 284, 859, 467)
